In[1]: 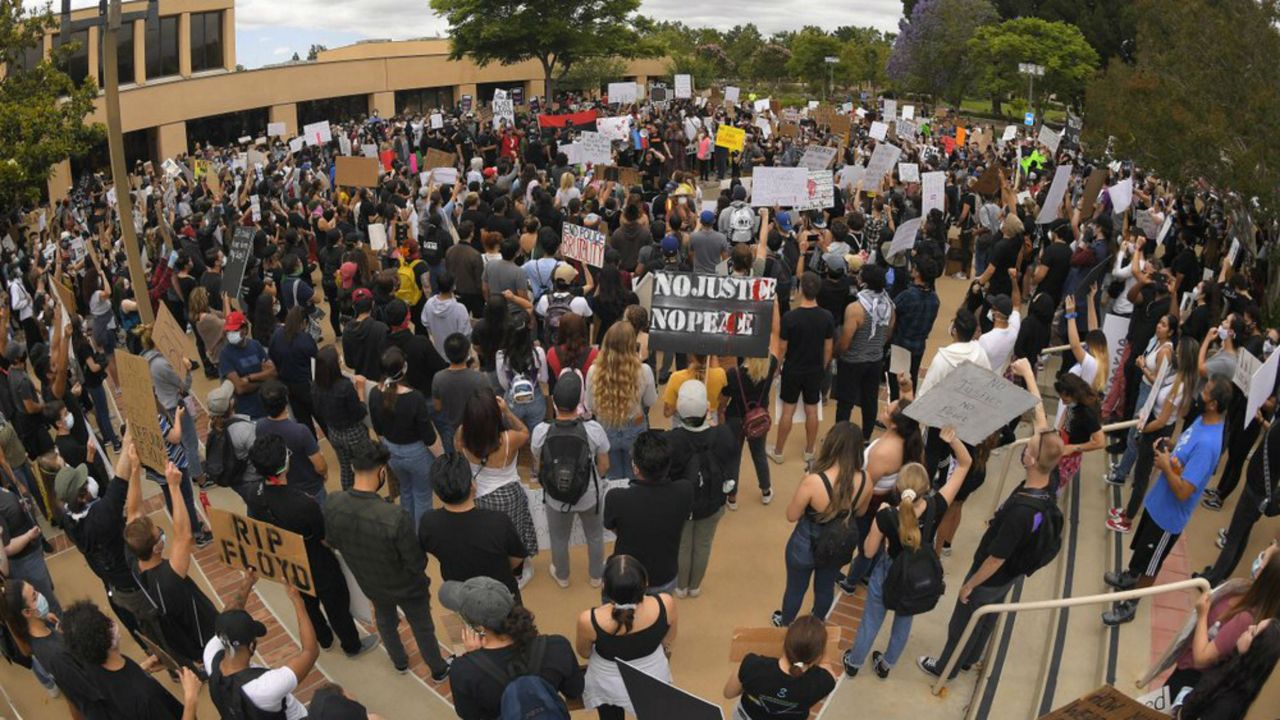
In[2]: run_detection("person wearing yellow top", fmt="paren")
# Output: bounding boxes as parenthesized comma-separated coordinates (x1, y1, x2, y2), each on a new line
(663, 354, 727, 429)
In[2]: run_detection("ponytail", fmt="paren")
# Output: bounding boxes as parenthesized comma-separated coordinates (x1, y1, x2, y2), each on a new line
(897, 488, 922, 551)
(611, 603, 638, 634)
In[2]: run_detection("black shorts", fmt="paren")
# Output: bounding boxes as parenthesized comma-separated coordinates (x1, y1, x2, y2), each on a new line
(780, 369, 823, 406)
(954, 466, 987, 503)
(1128, 511, 1180, 578)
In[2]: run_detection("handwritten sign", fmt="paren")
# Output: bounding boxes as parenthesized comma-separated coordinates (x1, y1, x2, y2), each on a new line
(799, 145, 838, 171)
(649, 272, 777, 357)
(724, 86, 740, 104)
(674, 74, 692, 99)
(597, 116, 632, 142)
(898, 162, 920, 183)
(863, 142, 902, 184)
(152, 304, 189, 381)
(1038, 686, 1168, 720)
(715, 125, 746, 152)
(607, 81, 638, 105)
(750, 167, 809, 207)
(1233, 348, 1261, 393)
(334, 156, 381, 188)
(869, 121, 888, 141)
(1001, 125, 1019, 143)
(903, 361, 1039, 444)
(222, 226, 255, 302)
(1036, 164, 1074, 225)
(1037, 124, 1061, 154)
(367, 223, 388, 252)
(890, 345, 911, 375)
(921, 171, 946, 218)
(577, 131, 613, 166)
(887, 217, 923, 259)
(113, 350, 169, 473)
(302, 120, 332, 146)
(491, 98, 514, 129)
(903, 105, 915, 120)
(267, 122, 286, 138)
(794, 171, 835, 212)
(561, 223, 607, 268)
(209, 508, 315, 596)
(1246, 346, 1279, 428)
(883, 99, 897, 120)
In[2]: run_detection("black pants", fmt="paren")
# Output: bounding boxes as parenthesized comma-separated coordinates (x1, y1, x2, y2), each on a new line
(835, 359, 882, 431)
(308, 553, 363, 654)
(286, 380, 320, 437)
(1126, 426, 1173, 520)
(886, 350, 923, 402)
(1206, 484, 1265, 583)
(1214, 406, 1257, 501)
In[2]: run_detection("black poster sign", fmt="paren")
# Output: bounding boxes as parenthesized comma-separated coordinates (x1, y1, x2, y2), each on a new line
(222, 225, 255, 301)
(618, 660, 723, 720)
(648, 272, 776, 357)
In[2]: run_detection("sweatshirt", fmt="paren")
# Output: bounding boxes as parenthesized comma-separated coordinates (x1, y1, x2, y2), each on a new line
(917, 341, 991, 398)
(421, 295, 473, 356)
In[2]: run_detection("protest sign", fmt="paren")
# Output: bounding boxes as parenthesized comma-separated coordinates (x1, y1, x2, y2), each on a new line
(753, 116, 772, 139)
(1036, 164, 1074, 225)
(724, 86, 740, 104)
(423, 148, 455, 174)
(607, 81, 638, 105)
(1037, 124, 1060, 154)
(491, 97, 514, 129)
(973, 165, 1001, 195)
(336, 135, 351, 156)
(1110, 178, 1134, 214)
(778, 122, 800, 139)
(1226, 238, 1241, 266)
(795, 171, 835, 212)
(890, 345, 911, 375)
(753, 98, 771, 114)
(799, 145, 838, 171)
(1100, 310, 1128, 396)
(921, 171, 946, 217)
(113, 351, 169, 473)
(897, 163, 920, 183)
(152, 304, 189, 381)
(855, 107, 867, 118)
(1061, 114, 1083, 151)
(223, 226, 255, 301)
(209, 508, 315, 596)
(619, 660, 723, 720)
(367, 223, 388, 252)
(561, 223, 607, 268)
(560, 142, 583, 166)
(903, 105, 915, 120)
(869, 121, 888, 141)
(430, 112, 443, 129)
(267, 122, 286, 137)
(430, 167, 458, 185)
(1246, 347, 1280, 428)
(750, 167, 809, 207)
(1038, 686, 1167, 720)
(359, 143, 377, 159)
(897, 119, 918, 139)
(864, 142, 902, 185)
(649, 272, 777, 357)
(250, 194, 261, 223)
(288, 137, 304, 155)
(674, 74, 692, 99)
(883, 99, 897, 120)
(460, 94, 473, 113)
(1001, 125, 1018, 143)
(715, 125, 746, 152)
(302, 120, 332, 146)
(887, 217, 923, 259)
(1233, 348, 1261, 393)
(597, 116, 632, 142)
(335, 156, 381, 188)
(1080, 167, 1109, 218)
(904, 361, 1039, 445)
(577, 131, 613, 165)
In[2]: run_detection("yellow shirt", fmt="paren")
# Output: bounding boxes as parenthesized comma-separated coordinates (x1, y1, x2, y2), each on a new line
(663, 367, 728, 417)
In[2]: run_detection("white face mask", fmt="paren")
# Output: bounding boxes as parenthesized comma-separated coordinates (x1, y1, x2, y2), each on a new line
(85, 477, 99, 499)
(63, 414, 75, 431)
(1265, 340, 1276, 357)
(1218, 326, 1230, 341)
(1252, 550, 1267, 579)
(227, 331, 243, 346)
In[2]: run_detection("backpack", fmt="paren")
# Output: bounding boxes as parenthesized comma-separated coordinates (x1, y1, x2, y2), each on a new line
(734, 368, 772, 440)
(812, 471, 864, 566)
(206, 417, 249, 488)
(686, 432, 731, 520)
(505, 351, 539, 407)
(395, 258, 426, 306)
(209, 650, 286, 720)
(471, 637, 570, 720)
(882, 500, 946, 616)
(1003, 489, 1063, 577)
(729, 205, 755, 244)
(543, 292, 574, 346)
(537, 419, 596, 509)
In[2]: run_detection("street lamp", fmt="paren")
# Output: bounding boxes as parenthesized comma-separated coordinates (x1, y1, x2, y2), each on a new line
(1018, 62, 1045, 122)
(61, 0, 158, 324)
(824, 56, 839, 103)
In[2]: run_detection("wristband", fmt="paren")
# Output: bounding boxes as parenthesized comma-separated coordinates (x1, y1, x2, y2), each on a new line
(1064, 312, 1078, 320)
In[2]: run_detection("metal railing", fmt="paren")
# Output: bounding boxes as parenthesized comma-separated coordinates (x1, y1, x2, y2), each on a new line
(932, 577, 1212, 695)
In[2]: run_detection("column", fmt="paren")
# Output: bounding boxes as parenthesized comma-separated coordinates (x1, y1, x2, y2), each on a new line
(368, 91, 395, 119)
(155, 122, 188, 160)
(222, 7, 236, 71)
(133, 18, 146, 84)
(527, 78, 545, 105)
(269, 104, 298, 138)
(47, 160, 73, 203)
(454, 83, 477, 111)
(178, 13, 192, 77)
(87, 27, 99, 86)
(634, 75, 649, 98)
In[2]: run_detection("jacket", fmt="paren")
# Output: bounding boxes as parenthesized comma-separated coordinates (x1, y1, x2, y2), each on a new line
(341, 317, 389, 382)
(917, 341, 991, 397)
(323, 489, 430, 602)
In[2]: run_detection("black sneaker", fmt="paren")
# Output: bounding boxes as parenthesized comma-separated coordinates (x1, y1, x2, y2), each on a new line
(319, 637, 334, 651)
(111, 438, 123, 453)
(916, 656, 942, 678)
(770, 610, 784, 627)
(837, 576, 860, 594)
(430, 656, 454, 683)
(841, 649, 858, 677)
(1201, 495, 1223, 510)
(194, 530, 214, 548)
(344, 634, 380, 658)
(871, 651, 890, 679)
(1103, 570, 1138, 590)
(1105, 440, 1126, 455)
(1102, 601, 1136, 626)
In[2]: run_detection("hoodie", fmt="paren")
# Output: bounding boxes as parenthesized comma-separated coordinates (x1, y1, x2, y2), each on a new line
(422, 295, 472, 356)
(917, 341, 991, 398)
(341, 317, 389, 382)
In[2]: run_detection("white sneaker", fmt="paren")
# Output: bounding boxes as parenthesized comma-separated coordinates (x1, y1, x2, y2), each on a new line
(803, 451, 815, 470)
(1217, 527, 1227, 539)
(762, 489, 774, 505)
(726, 498, 738, 511)
(547, 564, 569, 589)
(1108, 506, 1124, 520)
(688, 587, 702, 598)
(767, 450, 786, 465)
(589, 577, 603, 589)
(674, 587, 688, 598)
(518, 563, 534, 590)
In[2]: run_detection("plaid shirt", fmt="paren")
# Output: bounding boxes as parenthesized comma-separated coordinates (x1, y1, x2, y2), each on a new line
(892, 284, 940, 354)
(323, 489, 429, 602)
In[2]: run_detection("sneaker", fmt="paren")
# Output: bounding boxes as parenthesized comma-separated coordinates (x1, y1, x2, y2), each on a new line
(916, 656, 942, 678)
(394, 663, 410, 675)
(674, 587, 688, 598)
(1108, 506, 1124, 520)
(1104, 473, 1125, 487)
(688, 587, 702, 598)
(837, 576, 860, 594)
(588, 577, 603, 589)
(111, 438, 123, 453)
(1217, 527, 1227, 539)
(951, 272, 967, 280)
(319, 637, 334, 651)
(767, 450, 786, 465)
(841, 649, 859, 677)
(1201, 495, 1223, 510)
(1216, 534, 1226, 550)
(1104, 570, 1138, 590)
(1101, 601, 1136, 626)
(517, 563, 534, 590)
(871, 651, 891, 679)
(430, 656, 454, 684)
(1191, 567, 1214, 582)
(1105, 516, 1132, 534)
(548, 564, 569, 589)
(941, 542, 952, 557)
(762, 489, 774, 505)
(194, 530, 214, 548)
(45, 683, 61, 699)
(344, 634, 380, 658)
(770, 610, 784, 627)
(803, 451, 815, 468)
(726, 497, 738, 511)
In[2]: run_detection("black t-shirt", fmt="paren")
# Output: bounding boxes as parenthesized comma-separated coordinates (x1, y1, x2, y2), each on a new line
(84, 657, 184, 720)
(1063, 403, 1102, 445)
(780, 306, 835, 374)
(1126, 292, 1172, 348)
(418, 508, 525, 595)
(875, 493, 949, 558)
(368, 388, 438, 447)
(603, 479, 694, 587)
(736, 654, 836, 720)
(974, 486, 1051, 587)
(449, 636, 584, 720)
(0, 487, 36, 559)
(30, 630, 104, 715)
(1037, 241, 1072, 305)
(816, 276, 854, 325)
(986, 238, 1019, 296)
(723, 359, 778, 421)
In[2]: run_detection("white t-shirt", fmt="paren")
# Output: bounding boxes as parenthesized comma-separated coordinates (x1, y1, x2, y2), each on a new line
(978, 310, 1021, 373)
(530, 418, 611, 512)
(495, 347, 549, 390)
(202, 637, 307, 720)
(1055, 352, 1099, 427)
(535, 293, 593, 318)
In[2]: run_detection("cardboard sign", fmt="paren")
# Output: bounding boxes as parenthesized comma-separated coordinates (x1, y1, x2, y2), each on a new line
(335, 156, 381, 188)
(649, 272, 777, 357)
(561, 223, 607, 268)
(898, 162, 920, 183)
(1036, 164, 1074, 225)
(138, 635, 182, 674)
(799, 146, 837, 171)
(674, 74, 692, 99)
(618, 660, 723, 720)
(1038, 686, 1169, 720)
(1233, 348, 1261, 393)
(1246, 346, 1280, 428)
(1080, 167, 1109, 217)
(794, 170, 834, 212)
(113, 350, 169, 473)
(209, 508, 315, 596)
(607, 81, 638, 105)
(887, 217, 923, 259)
(577, 131, 613, 165)
(715, 125, 746, 152)
(921, 171, 946, 217)
(223, 225, 255, 301)
(423, 148, 456, 174)
(750, 167, 809, 207)
(904, 361, 1039, 444)
(152, 304, 189, 381)
(303, 120, 332, 146)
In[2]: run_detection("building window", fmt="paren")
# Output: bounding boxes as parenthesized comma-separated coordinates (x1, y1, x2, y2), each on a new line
(186, 107, 269, 151)
(98, 25, 135, 85)
(298, 94, 369, 127)
(145, 14, 180, 78)
(55, 30, 90, 86)
(395, 87, 454, 116)
(190, 11, 223, 72)
(9, 43, 43, 74)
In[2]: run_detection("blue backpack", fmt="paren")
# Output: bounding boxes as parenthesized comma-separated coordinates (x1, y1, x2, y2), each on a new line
(472, 636, 570, 720)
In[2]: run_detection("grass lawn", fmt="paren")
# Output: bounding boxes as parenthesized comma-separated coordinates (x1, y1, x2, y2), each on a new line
(957, 97, 1068, 125)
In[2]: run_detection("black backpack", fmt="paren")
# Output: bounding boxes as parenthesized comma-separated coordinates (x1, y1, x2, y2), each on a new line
(686, 431, 731, 520)
(206, 417, 249, 488)
(209, 649, 287, 720)
(537, 419, 595, 509)
(470, 637, 570, 720)
(1003, 489, 1063, 577)
(812, 471, 864, 566)
(883, 500, 946, 616)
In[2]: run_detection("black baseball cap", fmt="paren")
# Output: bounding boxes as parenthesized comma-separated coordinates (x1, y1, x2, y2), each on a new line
(215, 609, 268, 649)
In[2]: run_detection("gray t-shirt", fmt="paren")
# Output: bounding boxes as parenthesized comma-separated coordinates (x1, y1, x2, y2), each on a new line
(530, 418, 610, 512)
(689, 229, 730, 274)
(1203, 349, 1237, 386)
(432, 368, 495, 425)
(482, 259, 528, 297)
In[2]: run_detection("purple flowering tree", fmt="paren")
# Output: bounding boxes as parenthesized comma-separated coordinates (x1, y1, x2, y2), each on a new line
(887, 0, 998, 105)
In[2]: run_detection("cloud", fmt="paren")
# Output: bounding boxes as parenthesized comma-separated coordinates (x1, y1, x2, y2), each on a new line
(271, 46, 291, 56)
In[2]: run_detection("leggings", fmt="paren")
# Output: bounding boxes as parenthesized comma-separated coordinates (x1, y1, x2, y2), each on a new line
(835, 359, 882, 431)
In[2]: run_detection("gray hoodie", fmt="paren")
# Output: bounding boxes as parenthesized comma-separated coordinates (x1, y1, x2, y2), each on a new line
(422, 294, 472, 355)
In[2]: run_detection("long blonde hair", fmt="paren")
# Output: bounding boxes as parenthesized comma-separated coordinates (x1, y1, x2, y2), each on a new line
(591, 323, 641, 427)
(893, 463, 931, 551)
(559, 172, 575, 192)
(744, 356, 773, 384)
(1084, 330, 1109, 394)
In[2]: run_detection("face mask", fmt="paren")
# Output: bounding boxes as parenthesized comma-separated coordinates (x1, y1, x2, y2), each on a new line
(1251, 550, 1267, 579)
(1218, 326, 1229, 341)
(1265, 340, 1277, 356)
(63, 414, 75, 431)
(85, 478, 99, 499)
(227, 331, 243, 346)
(33, 592, 50, 618)
(272, 302, 281, 315)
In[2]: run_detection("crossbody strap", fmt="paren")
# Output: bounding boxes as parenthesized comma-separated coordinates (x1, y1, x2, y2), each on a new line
(1263, 427, 1273, 512)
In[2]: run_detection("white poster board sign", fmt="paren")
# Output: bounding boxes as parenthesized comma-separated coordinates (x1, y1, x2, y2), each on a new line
(1001, 125, 1019, 142)
(749, 167, 810, 207)
(799, 146, 838, 171)
(1136, 360, 1170, 427)
(1233, 348, 1261, 393)
(337, 136, 352, 156)
(863, 142, 902, 184)
(887, 217, 923, 259)
(597, 116, 632, 142)
(1036, 164, 1074, 225)
(1110, 178, 1134, 214)
(361, 143, 378, 159)
(794, 171, 835, 212)
(577, 131, 613, 166)
(898, 162, 920, 183)
(561, 223, 607, 268)
(492, 98, 515, 129)
(1246, 347, 1280, 428)
(890, 345, 911, 375)
(267, 122, 286, 138)
(608, 82, 638, 105)
(303, 120, 332, 146)
(903, 362, 1039, 444)
(883, 99, 897, 120)
(921, 171, 946, 217)
(430, 113, 444, 130)
(903, 105, 915, 120)
(754, 98, 772, 114)
(1037, 124, 1061, 154)
(367, 222, 387, 251)
(1101, 312, 1129, 396)
(674, 74, 692, 99)
(869, 121, 888, 141)
(288, 137, 304, 154)
(724, 86, 740, 104)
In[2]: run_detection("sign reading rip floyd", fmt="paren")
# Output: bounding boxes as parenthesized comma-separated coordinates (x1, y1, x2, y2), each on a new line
(209, 508, 315, 596)
(648, 272, 776, 357)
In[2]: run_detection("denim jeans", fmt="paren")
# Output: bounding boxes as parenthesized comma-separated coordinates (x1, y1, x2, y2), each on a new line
(178, 407, 203, 479)
(603, 422, 645, 480)
(546, 502, 605, 582)
(86, 383, 119, 445)
(779, 518, 840, 624)
(8, 550, 63, 616)
(677, 507, 725, 591)
(371, 591, 448, 674)
(727, 417, 770, 491)
(433, 409, 456, 456)
(846, 554, 913, 669)
(1112, 382, 1152, 482)
(383, 439, 435, 530)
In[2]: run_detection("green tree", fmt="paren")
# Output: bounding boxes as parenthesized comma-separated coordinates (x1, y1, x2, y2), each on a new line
(836, 28, 893, 94)
(888, 0, 999, 105)
(306, 44, 327, 61)
(990, 0, 1136, 65)
(748, 42, 791, 88)
(1084, 0, 1280, 217)
(785, 28, 843, 94)
(0, 2, 103, 207)
(559, 56, 627, 95)
(967, 17, 1098, 116)
(722, 24, 763, 79)
(430, 0, 657, 100)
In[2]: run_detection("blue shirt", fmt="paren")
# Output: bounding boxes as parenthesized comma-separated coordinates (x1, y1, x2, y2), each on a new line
(1144, 417, 1224, 533)
(219, 340, 269, 419)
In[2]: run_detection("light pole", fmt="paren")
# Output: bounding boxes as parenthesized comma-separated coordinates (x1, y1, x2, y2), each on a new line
(824, 56, 839, 103)
(1018, 62, 1045, 121)
(61, 0, 158, 324)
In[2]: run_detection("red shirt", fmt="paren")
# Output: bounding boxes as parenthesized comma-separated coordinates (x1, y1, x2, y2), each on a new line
(500, 134, 519, 160)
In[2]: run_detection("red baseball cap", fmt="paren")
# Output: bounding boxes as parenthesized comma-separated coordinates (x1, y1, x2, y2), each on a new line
(224, 311, 247, 332)
(352, 287, 373, 304)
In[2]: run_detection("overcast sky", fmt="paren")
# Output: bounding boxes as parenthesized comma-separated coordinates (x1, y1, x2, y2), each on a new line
(35, 0, 903, 69)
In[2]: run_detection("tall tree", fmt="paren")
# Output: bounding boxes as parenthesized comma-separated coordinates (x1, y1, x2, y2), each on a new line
(967, 17, 1098, 115)
(0, 1, 103, 207)
(430, 0, 657, 101)
(990, 0, 1136, 65)
(888, 0, 998, 105)
(785, 28, 843, 93)
(306, 44, 328, 61)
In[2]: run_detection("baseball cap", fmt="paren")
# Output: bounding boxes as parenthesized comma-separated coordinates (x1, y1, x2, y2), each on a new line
(553, 371, 582, 412)
(808, 211, 827, 229)
(676, 380, 710, 428)
(553, 263, 578, 284)
(775, 211, 793, 234)
(988, 294, 1013, 317)
(438, 576, 515, 631)
(483, 167, 497, 178)
(207, 381, 236, 416)
(663, 181, 678, 193)
(351, 287, 373, 304)
(215, 609, 268, 649)
(661, 235, 680, 256)
(54, 464, 89, 504)
(822, 253, 847, 274)
(699, 209, 716, 225)
(224, 311, 247, 332)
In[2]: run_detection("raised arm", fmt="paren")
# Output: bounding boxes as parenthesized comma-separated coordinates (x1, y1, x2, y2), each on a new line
(936, 426, 973, 506)
(165, 462, 194, 578)
(1064, 295, 1086, 363)
(1010, 358, 1047, 430)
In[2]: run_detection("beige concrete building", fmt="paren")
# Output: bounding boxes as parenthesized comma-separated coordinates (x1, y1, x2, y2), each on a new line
(42, 0, 667, 198)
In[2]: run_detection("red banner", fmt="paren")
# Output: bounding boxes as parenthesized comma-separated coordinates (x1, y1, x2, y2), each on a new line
(537, 110, 599, 129)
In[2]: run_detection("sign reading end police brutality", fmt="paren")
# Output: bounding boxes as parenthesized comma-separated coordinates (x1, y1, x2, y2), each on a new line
(210, 508, 315, 596)
(561, 223, 606, 268)
(649, 272, 776, 357)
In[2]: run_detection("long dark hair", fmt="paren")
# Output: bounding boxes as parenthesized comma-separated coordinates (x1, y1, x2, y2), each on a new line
(379, 347, 407, 417)
(782, 615, 828, 678)
(252, 294, 277, 346)
(502, 314, 537, 377)
(891, 401, 924, 466)
(813, 422, 866, 523)
(459, 391, 502, 459)
(1, 579, 32, 648)
(314, 345, 343, 390)
(282, 305, 305, 342)
(602, 555, 649, 634)
(556, 312, 589, 366)
(1179, 621, 1280, 719)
